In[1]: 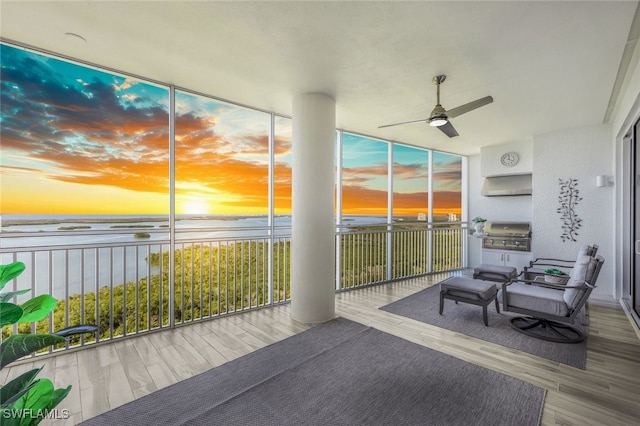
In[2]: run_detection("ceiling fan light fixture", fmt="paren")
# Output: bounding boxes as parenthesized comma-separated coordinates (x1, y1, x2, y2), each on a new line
(429, 116, 448, 127)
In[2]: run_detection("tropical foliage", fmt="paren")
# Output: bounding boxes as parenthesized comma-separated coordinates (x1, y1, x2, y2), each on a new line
(0, 261, 99, 425)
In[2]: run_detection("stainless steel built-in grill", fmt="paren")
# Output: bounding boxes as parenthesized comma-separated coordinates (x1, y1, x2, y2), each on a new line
(482, 221, 532, 252)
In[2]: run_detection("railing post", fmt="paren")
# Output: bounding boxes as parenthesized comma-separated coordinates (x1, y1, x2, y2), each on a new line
(427, 224, 434, 273)
(386, 224, 393, 281)
(268, 113, 275, 305)
(169, 85, 176, 328)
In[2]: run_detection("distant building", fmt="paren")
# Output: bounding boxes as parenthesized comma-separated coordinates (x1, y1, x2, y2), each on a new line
(417, 213, 427, 221)
(447, 213, 458, 222)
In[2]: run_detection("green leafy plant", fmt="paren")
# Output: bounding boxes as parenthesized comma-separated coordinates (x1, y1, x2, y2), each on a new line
(471, 217, 487, 223)
(0, 261, 99, 425)
(544, 268, 568, 276)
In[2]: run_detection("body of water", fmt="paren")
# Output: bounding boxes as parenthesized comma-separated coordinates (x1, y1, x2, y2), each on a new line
(0, 214, 399, 249)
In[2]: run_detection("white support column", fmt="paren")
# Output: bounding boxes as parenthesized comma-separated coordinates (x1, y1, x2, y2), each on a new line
(291, 93, 336, 324)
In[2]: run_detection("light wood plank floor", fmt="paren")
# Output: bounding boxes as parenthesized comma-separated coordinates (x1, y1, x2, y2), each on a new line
(5, 273, 640, 425)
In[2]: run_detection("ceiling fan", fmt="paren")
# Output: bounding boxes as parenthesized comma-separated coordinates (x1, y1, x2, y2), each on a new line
(378, 75, 493, 138)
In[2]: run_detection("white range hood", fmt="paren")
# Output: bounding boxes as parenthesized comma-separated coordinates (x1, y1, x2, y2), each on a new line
(481, 174, 532, 196)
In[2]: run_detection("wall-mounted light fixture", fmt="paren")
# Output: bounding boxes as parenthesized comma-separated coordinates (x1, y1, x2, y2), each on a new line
(595, 175, 613, 187)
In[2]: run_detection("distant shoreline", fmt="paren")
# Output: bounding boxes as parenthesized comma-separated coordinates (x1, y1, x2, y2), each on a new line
(1, 214, 455, 229)
(0, 215, 257, 227)
(1, 217, 171, 227)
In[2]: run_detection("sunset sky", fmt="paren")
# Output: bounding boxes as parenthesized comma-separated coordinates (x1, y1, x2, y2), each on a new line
(0, 43, 460, 217)
(341, 134, 462, 216)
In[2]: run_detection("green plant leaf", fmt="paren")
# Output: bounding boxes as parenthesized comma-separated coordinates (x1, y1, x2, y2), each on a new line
(0, 396, 32, 426)
(9, 380, 71, 426)
(0, 289, 31, 303)
(2, 378, 71, 426)
(54, 324, 99, 337)
(0, 334, 66, 369)
(544, 268, 567, 276)
(0, 367, 43, 406)
(6, 382, 72, 426)
(0, 302, 23, 327)
(12, 378, 54, 426)
(0, 412, 20, 426)
(46, 385, 71, 412)
(18, 295, 57, 323)
(0, 262, 25, 291)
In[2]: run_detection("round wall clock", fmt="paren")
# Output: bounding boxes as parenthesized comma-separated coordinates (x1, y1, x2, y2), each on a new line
(500, 152, 519, 167)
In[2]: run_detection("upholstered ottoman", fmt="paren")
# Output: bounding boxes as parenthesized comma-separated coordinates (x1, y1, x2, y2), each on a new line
(473, 264, 518, 283)
(439, 276, 499, 326)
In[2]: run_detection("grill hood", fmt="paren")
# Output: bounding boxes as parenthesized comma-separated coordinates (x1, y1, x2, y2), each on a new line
(481, 174, 532, 197)
(483, 221, 531, 237)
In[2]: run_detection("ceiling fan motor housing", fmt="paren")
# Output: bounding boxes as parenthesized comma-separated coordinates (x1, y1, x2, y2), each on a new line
(429, 104, 448, 126)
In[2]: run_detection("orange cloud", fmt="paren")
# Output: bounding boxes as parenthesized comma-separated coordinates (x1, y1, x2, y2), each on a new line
(432, 190, 462, 215)
(341, 185, 388, 215)
(393, 191, 428, 216)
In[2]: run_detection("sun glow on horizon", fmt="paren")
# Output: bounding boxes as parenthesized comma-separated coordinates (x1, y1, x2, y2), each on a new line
(178, 197, 211, 215)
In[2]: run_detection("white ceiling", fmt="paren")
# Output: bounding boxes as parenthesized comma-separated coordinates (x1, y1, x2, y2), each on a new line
(1, 1, 637, 155)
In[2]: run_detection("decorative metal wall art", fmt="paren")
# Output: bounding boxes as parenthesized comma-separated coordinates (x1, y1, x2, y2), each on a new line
(557, 178, 582, 242)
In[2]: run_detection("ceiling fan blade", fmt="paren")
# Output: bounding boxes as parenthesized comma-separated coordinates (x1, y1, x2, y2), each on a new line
(446, 96, 493, 118)
(437, 121, 459, 138)
(378, 118, 428, 129)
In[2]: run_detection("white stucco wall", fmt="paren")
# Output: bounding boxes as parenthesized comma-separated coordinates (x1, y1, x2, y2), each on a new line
(532, 124, 615, 303)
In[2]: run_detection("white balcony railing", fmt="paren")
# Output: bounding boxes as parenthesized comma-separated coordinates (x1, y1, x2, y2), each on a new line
(0, 221, 467, 357)
(337, 222, 467, 289)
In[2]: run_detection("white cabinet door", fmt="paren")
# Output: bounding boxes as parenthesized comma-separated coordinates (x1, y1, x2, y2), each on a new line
(481, 250, 506, 265)
(482, 250, 531, 271)
(503, 252, 532, 271)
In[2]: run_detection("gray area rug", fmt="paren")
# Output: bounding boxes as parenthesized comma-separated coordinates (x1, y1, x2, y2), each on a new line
(81, 318, 544, 426)
(380, 284, 587, 369)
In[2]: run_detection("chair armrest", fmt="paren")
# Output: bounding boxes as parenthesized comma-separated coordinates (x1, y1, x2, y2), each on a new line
(526, 258, 575, 269)
(530, 257, 575, 264)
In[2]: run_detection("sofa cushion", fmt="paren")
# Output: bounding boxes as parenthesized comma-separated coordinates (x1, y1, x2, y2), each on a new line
(500, 282, 569, 316)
